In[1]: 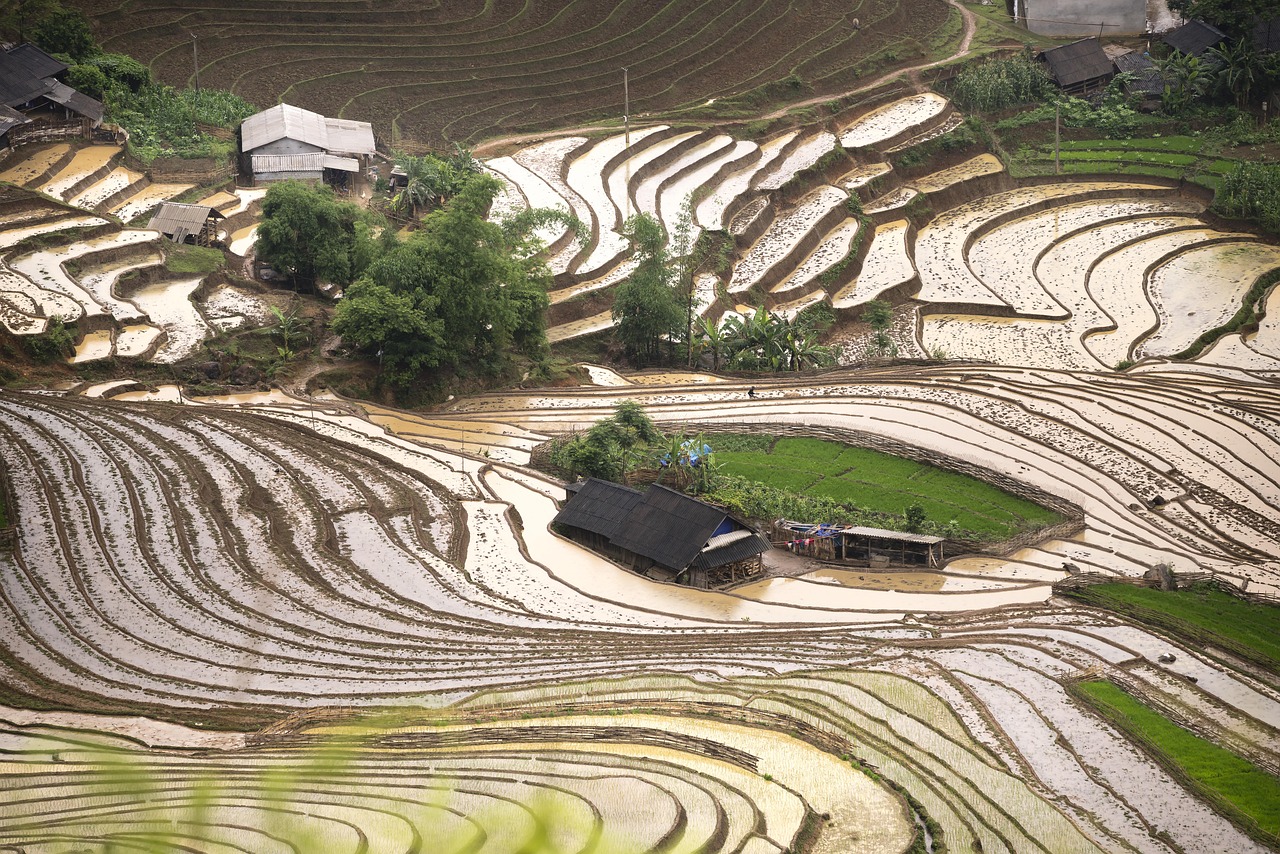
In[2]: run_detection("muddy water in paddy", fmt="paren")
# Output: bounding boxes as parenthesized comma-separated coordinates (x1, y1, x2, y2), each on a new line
(68, 329, 113, 363)
(111, 384, 184, 402)
(128, 276, 209, 362)
(228, 225, 258, 256)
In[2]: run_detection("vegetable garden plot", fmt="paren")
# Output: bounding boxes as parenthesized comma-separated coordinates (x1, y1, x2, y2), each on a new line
(840, 93, 949, 149)
(1138, 242, 1280, 359)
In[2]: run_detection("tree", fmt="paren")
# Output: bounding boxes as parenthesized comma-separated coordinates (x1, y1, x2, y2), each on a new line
(333, 173, 561, 385)
(0, 0, 58, 44)
(550, 401, 663, 482)
(1209, 39, 1261, 109)
(693, 316, 726, 372)
(256, 182, 379, 289)
(1168, 0, 1273, 38)
(612, 213, 684, 365)
(1153, 52, 1213, 114)
(862, 299, 896, 359)
(30, 6, 96, 60)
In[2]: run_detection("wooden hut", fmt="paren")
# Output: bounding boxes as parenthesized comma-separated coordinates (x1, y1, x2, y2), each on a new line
(147, 202, 226, 247)
(1039, 38, 1115, 95)
(554, 479, 770, 588)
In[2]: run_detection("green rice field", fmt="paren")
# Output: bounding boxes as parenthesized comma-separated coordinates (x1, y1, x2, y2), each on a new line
(713, 435, 1061, 539)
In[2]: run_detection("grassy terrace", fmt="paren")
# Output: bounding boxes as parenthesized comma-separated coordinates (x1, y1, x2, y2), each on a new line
(712, 434, 1061, 539)
(1064, 583, 1280, 672)
(1074, 680, 1280, 846)
(1011, 135, 1247, 189)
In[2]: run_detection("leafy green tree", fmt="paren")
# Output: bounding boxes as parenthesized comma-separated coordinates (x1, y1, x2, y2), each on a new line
(550, 401, 662, 482)
(1209, 39, 1261, 109)
(334, 173, 560, 384)
(256, 182, 380, 289)
(612, 213, 684, 365)
(0, 0, 58, 44)
(693, 316, 726, 372)
(65, 62, 108, 99)
(1154, 52, 1214, 114)
(30, 5, 96, 60)
(1168, 0, 1273, 38)
(862, 299, 896, 359)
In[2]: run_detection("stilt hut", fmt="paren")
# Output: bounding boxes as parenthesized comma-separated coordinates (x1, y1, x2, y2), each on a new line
(147, 202, 226, 247)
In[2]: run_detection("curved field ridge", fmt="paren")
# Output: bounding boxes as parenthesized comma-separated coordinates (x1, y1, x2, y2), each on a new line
(76, 0, 956, 149)
(4, 367, 1280, 852)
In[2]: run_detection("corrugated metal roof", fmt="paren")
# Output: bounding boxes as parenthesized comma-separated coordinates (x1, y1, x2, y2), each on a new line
(554, 478, 644, 540)
(251, 152, 325, 173)
(323, 154, 360, 172)
(43, 80, 103, 123)
(780, 519, 945, 545)
(0, 104, 30, 135)
(241, 103, 330, 152)
(694, 531, 769, 571)
(1163, 19, 1226, 56)
(1041, 38, 1114, 89)
(146, 202, 224, 236)
(324, 117, 375, 155)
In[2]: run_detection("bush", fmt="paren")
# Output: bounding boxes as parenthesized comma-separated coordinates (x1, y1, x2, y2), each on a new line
(1213, 161, 1280, 234)
(25, 319, 76, 364)
(110, 85, 255, 162)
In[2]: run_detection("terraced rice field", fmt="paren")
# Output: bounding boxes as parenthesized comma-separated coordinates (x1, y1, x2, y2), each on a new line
(4, 360, 1280, 851)
(0, 145, 270, 357)
(76, 0, 958, 149)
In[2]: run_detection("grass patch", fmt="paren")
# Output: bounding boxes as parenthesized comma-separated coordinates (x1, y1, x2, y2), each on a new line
(1074, 679, 1280, 846)
(1063, 582, 1280, 672)
(1172, 269, 1280, 360)
(711, 434, 1061, 540)
(164, 244, 226, 275)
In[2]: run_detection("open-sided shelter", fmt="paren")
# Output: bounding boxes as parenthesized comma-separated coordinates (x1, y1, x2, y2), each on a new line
(146, 202, 226, 246)
(776, 520, 945, 568)
(555, 479, 770, 588)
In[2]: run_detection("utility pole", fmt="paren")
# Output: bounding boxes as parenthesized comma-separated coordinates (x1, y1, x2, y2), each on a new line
(1054, 102, 1061, 175)
(623, 66, 631, 221)
(191, 33, 201, 92)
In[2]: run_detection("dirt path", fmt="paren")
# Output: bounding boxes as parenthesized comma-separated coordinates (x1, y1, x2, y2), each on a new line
(473, 0, 978, 156)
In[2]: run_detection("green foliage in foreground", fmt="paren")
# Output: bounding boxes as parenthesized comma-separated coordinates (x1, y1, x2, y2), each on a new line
(1076, 680, 1280, 845)
(709, 435, 1060, 540)
(163, 244, 225, 275)
(24, 318, 76, 364)
(1214, 161, 1280, 235)
(1063, 583, 1280, 671)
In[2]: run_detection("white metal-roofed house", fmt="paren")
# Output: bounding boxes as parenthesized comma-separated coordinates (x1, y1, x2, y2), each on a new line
(240, 103, 375, 186)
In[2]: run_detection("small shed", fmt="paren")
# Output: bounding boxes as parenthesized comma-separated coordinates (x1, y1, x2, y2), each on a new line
(147, 202, 225, 246)
(775, 520, 945, 568)
(1162, 19, 1226, 56)
(554, 479, 770, 588)
(1039, 38, 1115, 95)
(0, 105, 31, 147)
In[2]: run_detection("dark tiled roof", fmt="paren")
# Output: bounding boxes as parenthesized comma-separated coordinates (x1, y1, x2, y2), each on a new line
(0, 45, 59, 106)
(554, 478, 643, 540)
(1114, 51, 1164, 95)
(1041, 38, 1114, 89)
(611, 484, 731, 571)
(1163, 19, 1226, 56)
(1256, 19, 1280, 53)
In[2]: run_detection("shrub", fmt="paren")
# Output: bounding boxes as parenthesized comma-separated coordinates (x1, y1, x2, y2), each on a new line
(1213, 161, 1280, 234)
(26, 319, 76, 364)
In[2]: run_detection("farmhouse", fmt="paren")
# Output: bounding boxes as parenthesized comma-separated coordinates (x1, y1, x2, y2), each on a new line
(1017, 0, 1147, 37)
(146, 202, 226, 246)
(775, 520, 945, 568)
(0, 43, 104, 140)
(1039, 38, 1115, 95)
(554, 478, 770, 588)
(1162, 19, 1226, 57)
(240, 103, 375, 186)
